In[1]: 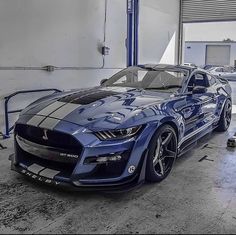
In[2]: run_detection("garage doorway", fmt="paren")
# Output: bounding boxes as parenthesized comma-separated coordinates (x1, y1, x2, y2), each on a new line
(205, 45, 231, 66)
(181, 0, 236, 67)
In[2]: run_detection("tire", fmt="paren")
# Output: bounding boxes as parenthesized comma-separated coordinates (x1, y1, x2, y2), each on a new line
(146, 125, 178, 183)
(216, 99, 232, 132)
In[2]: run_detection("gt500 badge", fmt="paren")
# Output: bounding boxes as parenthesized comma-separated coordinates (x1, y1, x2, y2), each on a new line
(60, 153, 79, 159)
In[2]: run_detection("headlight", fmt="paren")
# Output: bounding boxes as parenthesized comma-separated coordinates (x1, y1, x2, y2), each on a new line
(95, 126, 142, 140)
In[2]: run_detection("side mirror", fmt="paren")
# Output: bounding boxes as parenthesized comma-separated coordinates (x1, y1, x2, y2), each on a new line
(100, 78, 108, 86)
(192, 86, 207, 94)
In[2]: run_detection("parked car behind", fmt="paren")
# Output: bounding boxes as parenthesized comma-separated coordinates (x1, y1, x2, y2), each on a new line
(184, 63, 197, 67)
(209, 66, 236, 81)
(203, 64, 220, 70)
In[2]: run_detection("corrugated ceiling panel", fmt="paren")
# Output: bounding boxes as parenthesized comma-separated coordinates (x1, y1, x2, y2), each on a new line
(183, 0, 236, 23)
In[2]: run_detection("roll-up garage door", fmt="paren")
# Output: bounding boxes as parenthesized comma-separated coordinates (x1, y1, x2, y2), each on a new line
(182, 0, 236, 23)
(206, 45, 230, 65)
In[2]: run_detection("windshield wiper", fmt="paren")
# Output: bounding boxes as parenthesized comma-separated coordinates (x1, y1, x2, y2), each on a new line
(145, 85, 182, 90)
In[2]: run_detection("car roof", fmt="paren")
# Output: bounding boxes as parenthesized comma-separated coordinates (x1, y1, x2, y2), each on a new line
(138, 64, 198, 73)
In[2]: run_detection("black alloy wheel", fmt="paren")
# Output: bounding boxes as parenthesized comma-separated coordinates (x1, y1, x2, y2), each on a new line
(216, 99, 232, 132)
(146, 125, 177, 182)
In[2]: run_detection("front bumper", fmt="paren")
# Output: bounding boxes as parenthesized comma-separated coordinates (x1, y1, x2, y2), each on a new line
(11, 121, 158, 191)
(10, 154, 146, 192)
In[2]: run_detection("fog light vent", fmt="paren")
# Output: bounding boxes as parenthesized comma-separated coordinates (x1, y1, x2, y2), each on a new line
(85, 154, 122, 165)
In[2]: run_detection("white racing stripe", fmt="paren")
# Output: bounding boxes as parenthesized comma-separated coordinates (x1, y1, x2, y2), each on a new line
(39, 117, 60, 130)
(39, 168, 60, 179)
(39, 103, 80, 130)
(26, 101, 66, 127)
(27, 101, 80, 130)
(37, 101, 66, 116)
(49, 103, 79, 119)
(178, 118, 217, 147)
(27, 115, 46, 126)
(27, 164, 45, 174)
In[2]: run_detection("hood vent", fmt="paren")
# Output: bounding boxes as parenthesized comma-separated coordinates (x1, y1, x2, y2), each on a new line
(58, 89, 119, 105)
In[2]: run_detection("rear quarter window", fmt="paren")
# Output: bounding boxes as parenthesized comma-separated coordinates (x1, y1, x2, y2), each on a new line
(207, 74, 217, 86)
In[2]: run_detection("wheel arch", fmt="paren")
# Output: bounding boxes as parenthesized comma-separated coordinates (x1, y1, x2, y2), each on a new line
(156, 120, 179, 142)
(162, 121, 179, 141)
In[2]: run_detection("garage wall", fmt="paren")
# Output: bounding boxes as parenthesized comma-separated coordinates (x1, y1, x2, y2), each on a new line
(139, 0, 180, 65)
(0, 0, 127, 132)
(185, 42, 236, 67)
(0, 0, 180, 133)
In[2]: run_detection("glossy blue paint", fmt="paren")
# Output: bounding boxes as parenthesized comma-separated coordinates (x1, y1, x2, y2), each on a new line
(11, 65, 232, 191)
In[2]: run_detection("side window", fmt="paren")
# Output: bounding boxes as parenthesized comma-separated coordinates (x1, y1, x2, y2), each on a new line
(207, 74, 216, 86)
(215, 68, 223, 72)
(195, 73, 204, 81)
(188, 73, 209, 89)
(195, 73, 207, 87)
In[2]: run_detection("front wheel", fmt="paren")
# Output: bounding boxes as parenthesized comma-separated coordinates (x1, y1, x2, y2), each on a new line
(216, 99, 232, 132)
(146, 125, 177, 183)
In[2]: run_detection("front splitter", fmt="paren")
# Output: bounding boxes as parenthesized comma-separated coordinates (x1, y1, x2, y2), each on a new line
(10, 155, 144, 193)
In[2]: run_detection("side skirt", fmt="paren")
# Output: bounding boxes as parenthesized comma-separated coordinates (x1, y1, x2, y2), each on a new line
(177, 125, 215, 157)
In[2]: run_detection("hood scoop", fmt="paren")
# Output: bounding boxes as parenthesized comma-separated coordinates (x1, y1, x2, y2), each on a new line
(58, 89, 119, 105)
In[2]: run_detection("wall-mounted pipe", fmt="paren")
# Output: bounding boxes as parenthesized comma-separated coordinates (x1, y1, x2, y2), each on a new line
(0, 66, 124, 72)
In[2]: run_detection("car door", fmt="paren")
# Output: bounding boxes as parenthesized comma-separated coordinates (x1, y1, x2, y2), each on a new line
(191, 72, 217, 130)
(176, 73, 202, 139)
(207, 73, 222, 119)
(180, 72, 217, 139)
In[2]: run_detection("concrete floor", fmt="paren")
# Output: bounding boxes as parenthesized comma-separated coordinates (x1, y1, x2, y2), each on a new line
(0, 83, 236, 234)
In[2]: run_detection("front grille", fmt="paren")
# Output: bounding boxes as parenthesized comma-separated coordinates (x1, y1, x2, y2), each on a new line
(15, 124, 83, 155)
(17, 146, 76, 179)
(15, 124, 83, 178)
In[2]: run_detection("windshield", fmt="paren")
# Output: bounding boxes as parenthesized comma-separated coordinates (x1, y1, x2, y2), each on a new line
(102, 67, 188, 93)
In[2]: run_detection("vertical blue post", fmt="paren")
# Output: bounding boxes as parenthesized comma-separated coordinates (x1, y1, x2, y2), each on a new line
(4, 98, 10, 138)
(127, 0, 134, 67)
(133, 0, 139, 66)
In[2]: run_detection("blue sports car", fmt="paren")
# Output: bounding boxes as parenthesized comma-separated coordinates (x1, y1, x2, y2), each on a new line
(10, 64, 232, 191)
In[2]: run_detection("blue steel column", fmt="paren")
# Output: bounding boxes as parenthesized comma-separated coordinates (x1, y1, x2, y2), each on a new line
(133, 0, 139, 66)
(127, 0, 134, 66)
(127, 0, 139, 67)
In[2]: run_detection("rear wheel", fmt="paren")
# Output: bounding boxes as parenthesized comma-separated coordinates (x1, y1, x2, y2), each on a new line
(146, 125, 177, 183)
(216, 99, 232, 132)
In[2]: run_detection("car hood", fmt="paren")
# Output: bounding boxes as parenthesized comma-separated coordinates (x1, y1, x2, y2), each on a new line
(22, 86, 173, 130)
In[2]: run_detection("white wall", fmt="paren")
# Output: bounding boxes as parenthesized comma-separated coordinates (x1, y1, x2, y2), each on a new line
(139, 0, 180, 65)
(185, 42, 236, 67)
(0, 0, 127, 133)
(184, 22, 236, 42)
(0, 0, 180, 133)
